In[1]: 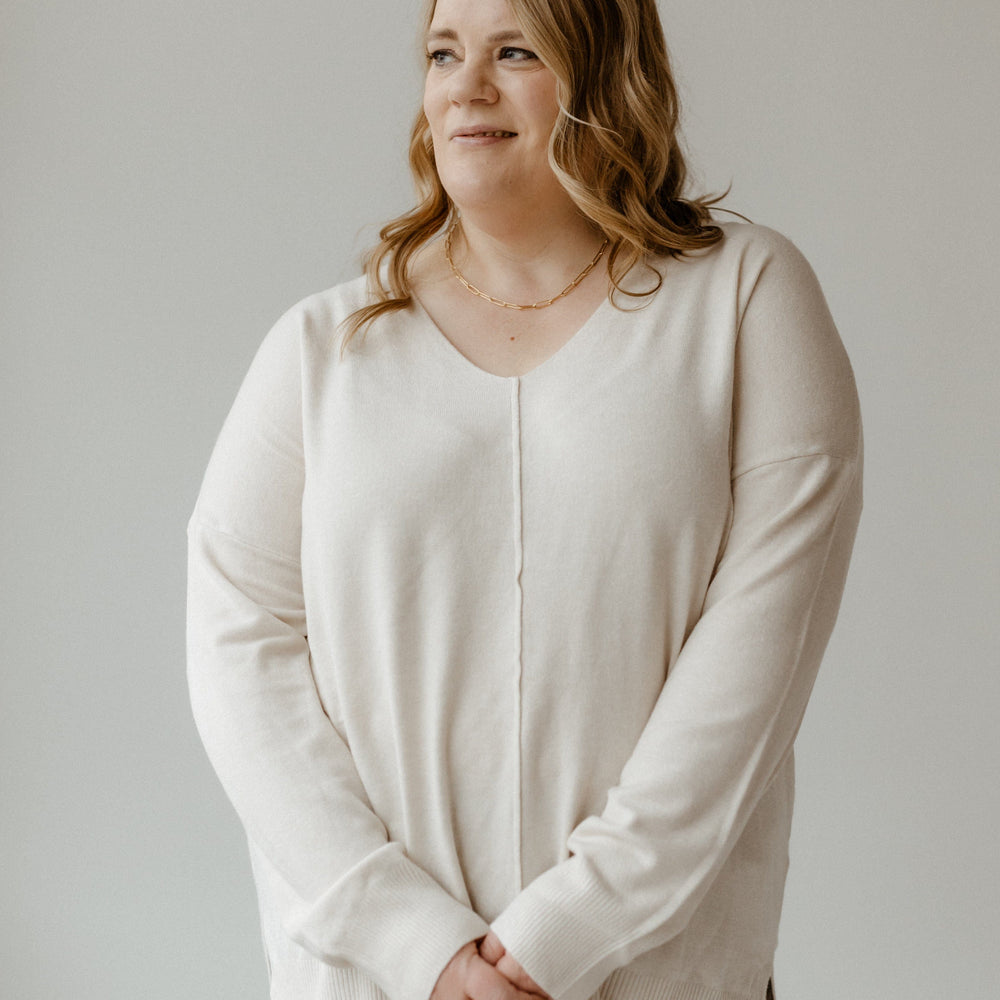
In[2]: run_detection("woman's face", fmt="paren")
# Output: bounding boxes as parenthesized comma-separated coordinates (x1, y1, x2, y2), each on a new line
(423, 0, 568, 220)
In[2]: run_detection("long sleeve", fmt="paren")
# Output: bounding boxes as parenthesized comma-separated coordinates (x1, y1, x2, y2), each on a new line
(489, 229, 863, 1000)
(186, 306, 489, 1000)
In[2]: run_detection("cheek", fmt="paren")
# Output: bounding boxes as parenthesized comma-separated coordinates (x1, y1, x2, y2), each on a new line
(422, 85, 450, 168)
(523, 78, 561, 136)
(423, 78, 443, 132)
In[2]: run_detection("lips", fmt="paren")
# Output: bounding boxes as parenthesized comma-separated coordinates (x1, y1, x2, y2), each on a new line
(451, 126, 517, 139)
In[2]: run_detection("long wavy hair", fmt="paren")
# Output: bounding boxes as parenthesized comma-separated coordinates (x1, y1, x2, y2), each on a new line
(342, 0, 727, 348)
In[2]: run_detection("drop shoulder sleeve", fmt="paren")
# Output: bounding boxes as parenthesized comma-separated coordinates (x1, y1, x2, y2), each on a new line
(186, 303, 489, 1000)
(488, 228, 864, 1000)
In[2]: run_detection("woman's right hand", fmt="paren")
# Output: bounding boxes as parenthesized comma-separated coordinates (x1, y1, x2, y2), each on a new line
(430, 940, 546, 1000)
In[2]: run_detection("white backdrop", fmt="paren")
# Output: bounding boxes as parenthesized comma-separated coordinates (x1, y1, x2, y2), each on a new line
(2, 2, 997, 998)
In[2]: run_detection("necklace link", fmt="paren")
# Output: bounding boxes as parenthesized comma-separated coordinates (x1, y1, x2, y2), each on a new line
(445, 222, 609, 310)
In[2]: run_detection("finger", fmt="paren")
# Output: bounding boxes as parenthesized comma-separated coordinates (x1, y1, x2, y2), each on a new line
(495, 955, 549, 996)
(430, 941, 479, 1000)
(477, 930, 506, 965)
(495, 957, 550, 998)
(466, 955, 541, 1000)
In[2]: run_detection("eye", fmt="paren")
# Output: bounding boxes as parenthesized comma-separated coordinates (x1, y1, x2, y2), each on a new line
(427, 49, 457, 66)
(499, 46, 537, 61)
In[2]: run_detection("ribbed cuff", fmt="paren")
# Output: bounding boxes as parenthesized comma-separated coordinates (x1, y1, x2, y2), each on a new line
(489, 857, 630, 1000)
(288, 843, 490, 1000)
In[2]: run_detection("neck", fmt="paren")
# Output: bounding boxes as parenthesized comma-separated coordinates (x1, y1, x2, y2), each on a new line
(449, 203, 607, 304)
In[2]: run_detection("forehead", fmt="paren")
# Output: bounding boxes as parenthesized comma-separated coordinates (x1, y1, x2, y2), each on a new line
(428, 0, 520, 34)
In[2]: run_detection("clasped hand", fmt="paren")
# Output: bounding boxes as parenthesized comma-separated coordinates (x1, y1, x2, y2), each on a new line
(430, 930, 552, 1000)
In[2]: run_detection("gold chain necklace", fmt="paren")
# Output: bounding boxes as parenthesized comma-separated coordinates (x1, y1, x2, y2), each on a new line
(444, 222, 610, 311)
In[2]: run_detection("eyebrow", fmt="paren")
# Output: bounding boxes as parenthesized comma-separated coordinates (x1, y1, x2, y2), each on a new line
(425, 28, 527, 44)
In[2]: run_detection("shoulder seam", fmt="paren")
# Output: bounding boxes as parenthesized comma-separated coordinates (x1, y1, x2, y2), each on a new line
(731, 450, 858, 482)
(187, 514, 301, 568)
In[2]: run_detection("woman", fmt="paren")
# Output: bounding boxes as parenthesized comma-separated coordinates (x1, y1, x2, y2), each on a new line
(186, 1, 862, 999)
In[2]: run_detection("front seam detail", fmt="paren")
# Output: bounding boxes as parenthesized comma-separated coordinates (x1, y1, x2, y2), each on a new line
(510, 376, 525, 892)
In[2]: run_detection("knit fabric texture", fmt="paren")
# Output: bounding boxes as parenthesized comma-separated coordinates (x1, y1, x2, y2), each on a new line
(187, 223, 863, 1000)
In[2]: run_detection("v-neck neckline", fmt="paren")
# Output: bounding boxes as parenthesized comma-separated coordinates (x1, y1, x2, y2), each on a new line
(409, 290, 614, 383)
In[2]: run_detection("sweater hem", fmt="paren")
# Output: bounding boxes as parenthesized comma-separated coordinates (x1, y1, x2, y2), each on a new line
(261, 964, 771, 1000)
(598, 967, 771, 1000)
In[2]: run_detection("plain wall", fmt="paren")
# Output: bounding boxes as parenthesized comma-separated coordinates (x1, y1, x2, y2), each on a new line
(2, 1, 997, 997)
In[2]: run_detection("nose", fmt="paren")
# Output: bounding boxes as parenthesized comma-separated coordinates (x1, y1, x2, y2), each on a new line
(448, 57, 499, 105)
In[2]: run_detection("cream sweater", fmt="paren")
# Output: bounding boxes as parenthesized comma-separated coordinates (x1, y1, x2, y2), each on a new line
(187, 222, 862, 1000)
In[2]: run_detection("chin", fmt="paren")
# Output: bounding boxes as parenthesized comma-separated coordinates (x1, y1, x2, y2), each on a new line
(441, 175, 518, 213)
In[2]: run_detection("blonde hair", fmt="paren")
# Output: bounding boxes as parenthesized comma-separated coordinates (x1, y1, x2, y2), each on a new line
(342, 0, 726, 348)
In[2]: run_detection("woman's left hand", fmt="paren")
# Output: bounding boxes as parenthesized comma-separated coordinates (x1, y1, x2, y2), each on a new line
(478, 931, 552, 998)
